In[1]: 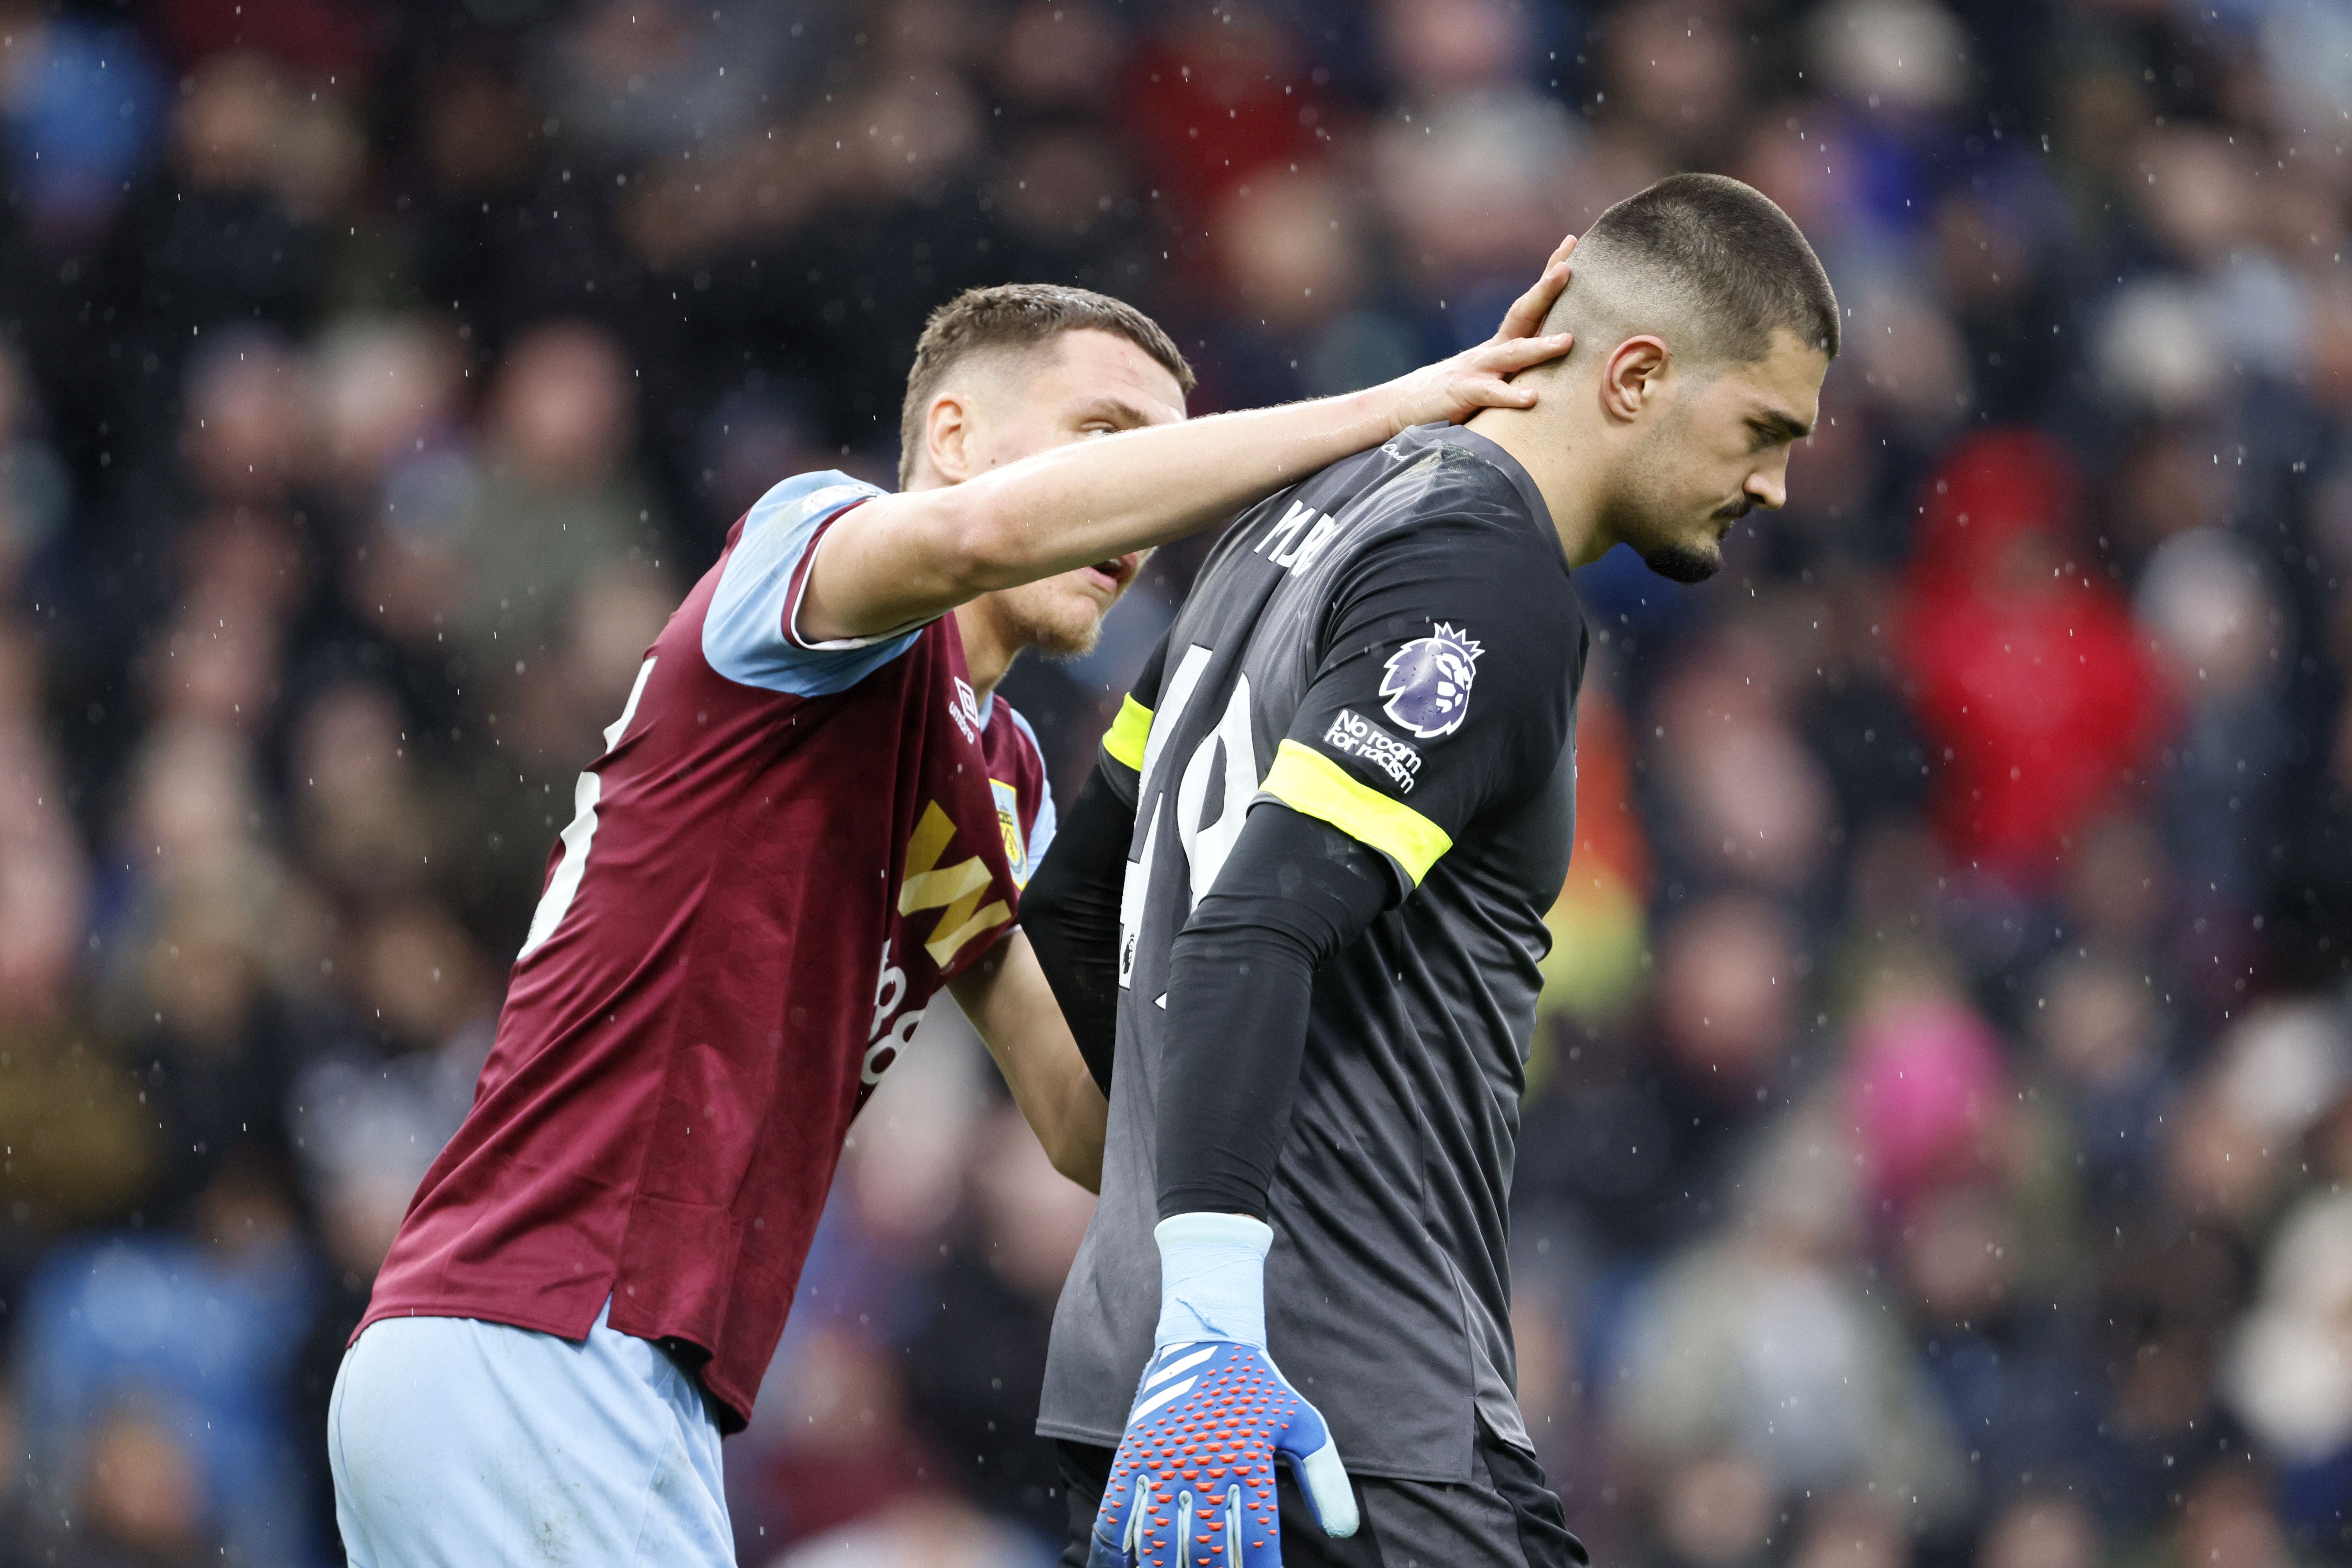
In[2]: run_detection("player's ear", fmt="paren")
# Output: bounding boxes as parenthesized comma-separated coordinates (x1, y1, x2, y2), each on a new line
(923, 389, 980, 484)
(1599, 336, 1669, 424)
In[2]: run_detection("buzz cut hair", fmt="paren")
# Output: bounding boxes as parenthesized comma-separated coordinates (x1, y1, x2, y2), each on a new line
(1557, 172, 1840, 366)
(898, 283, 1196, 485)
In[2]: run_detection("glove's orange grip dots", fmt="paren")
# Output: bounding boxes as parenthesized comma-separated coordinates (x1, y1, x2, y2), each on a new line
(1095, 1344, 1323, 1565)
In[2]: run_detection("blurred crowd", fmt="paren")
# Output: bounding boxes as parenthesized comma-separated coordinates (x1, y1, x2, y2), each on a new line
(0, 0, 2348, 1564)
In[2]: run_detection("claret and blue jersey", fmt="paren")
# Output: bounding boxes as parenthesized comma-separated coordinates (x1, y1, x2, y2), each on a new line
(362, 470, 1054, 1432)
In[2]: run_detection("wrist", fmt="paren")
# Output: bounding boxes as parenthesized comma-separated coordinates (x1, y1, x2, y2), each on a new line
(1356, 381, 1410, 443)
(1311, 384, 1392, 448)
(1152, 1211, 1272, 1349)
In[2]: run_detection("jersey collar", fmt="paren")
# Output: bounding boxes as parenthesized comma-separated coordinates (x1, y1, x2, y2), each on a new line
(1402, 423, 1571, 574)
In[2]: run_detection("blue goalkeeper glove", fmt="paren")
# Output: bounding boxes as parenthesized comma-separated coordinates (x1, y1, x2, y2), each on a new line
(1089, 1213, 1358, 1568)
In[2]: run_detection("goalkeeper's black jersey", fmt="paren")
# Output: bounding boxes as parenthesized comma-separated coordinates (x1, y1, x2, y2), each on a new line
(1038, 423, 1589, 1483)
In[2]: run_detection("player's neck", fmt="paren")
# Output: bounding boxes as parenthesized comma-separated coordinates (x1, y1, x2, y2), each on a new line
(951, 604, 1018, 699)
(1462, 403, 1615, 569)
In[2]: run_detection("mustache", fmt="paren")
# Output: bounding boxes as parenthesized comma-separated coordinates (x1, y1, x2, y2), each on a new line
(1713, 495, 1756, 523)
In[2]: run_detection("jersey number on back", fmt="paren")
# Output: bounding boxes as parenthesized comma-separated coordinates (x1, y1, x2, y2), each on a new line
(1118, 643, 1258, 994)
(518, 657, 657, 960)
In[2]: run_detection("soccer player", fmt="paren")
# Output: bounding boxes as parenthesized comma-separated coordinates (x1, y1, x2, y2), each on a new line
(1021, 175, 1841, 1568)
(326, 278, 1578, 1566)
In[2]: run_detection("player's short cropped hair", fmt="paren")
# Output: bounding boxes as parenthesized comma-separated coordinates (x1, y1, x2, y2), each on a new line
(1561, 172, 1840, 365)
(898, 283, 1196, 485)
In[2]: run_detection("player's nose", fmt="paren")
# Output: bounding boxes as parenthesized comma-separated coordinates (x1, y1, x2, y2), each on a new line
(1745, 467, 1787, 511)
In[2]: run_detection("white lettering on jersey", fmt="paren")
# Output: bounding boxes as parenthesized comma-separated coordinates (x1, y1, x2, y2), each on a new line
(518, 656, 657, 960)
(1138, 645, 1211, 798)
(1254, 498, 1342, 576)
(1282, 511, 1343, 574)
(863, 939, 924, 1085)
(1174, 676, 1257, 909)
(1120, 643, 1213, 990)
(870, 938, 908, 1036)
(1323, 707, 1422, 793)
(1255, 499, 1315, 560)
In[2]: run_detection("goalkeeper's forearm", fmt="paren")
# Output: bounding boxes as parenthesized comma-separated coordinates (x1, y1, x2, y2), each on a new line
(1155, 803, 1392, 1221)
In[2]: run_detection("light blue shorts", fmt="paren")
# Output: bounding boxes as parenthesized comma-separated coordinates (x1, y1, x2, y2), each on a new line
(329, 1301, 732, 1567)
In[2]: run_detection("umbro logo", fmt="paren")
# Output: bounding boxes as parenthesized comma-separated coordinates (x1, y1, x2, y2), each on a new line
(949, 676, 982, 742)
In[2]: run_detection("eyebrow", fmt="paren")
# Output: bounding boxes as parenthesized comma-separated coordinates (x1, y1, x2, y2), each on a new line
(1072, 396, 1157, 429)
(1752, 408, 1814, 444)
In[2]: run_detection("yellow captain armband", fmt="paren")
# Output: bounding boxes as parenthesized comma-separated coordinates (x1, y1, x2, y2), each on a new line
(1103, 693, 1153, 773)
(1257, 740, 1453, 886)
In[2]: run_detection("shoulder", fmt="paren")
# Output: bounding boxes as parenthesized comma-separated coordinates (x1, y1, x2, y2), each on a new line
(1336, 494, 1574, 636)
(1323, 431, 1556, 569)
(718, 469, 888, 581)
(1360, 429, 1540, 524)
(1321, 493, 1580, 742)
(744, 469, 888, 529)
(1405, 432, 1534, 501)
(701, 469, 912, 695)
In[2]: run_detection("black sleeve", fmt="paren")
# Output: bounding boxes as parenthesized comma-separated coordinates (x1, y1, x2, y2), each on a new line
(1155, 506, 1575, 1222)
(1020, 757, 1133, 1095)
(1156, 803, 1391, 1220)
(1258, 511, 1575, 895)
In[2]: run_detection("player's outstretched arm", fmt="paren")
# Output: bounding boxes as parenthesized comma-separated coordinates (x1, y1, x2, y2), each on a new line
(798, 238, 1578, 642)
(949, 931, 1108, 1192)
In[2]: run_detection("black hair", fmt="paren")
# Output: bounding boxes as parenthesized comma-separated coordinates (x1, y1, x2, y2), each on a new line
(1582, 172, 1840, 361)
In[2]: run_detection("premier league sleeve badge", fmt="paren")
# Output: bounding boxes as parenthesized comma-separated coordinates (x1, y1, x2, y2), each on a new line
(1379, 622, 1483, 739)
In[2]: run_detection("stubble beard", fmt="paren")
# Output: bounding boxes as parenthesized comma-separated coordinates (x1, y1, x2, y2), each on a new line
(993, 578, 1107, 659)
(1606, 418, 1725, 585)
(1599, 478, 1724, 586)
(1643, 538, 1722, 584)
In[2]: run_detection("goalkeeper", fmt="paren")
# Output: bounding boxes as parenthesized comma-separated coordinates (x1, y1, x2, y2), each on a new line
(1024, 173, 1839, 1566)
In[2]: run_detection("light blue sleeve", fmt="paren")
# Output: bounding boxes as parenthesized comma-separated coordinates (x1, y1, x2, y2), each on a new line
(701, 470, 922, 696)
(1003, 704, 1058, 866)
